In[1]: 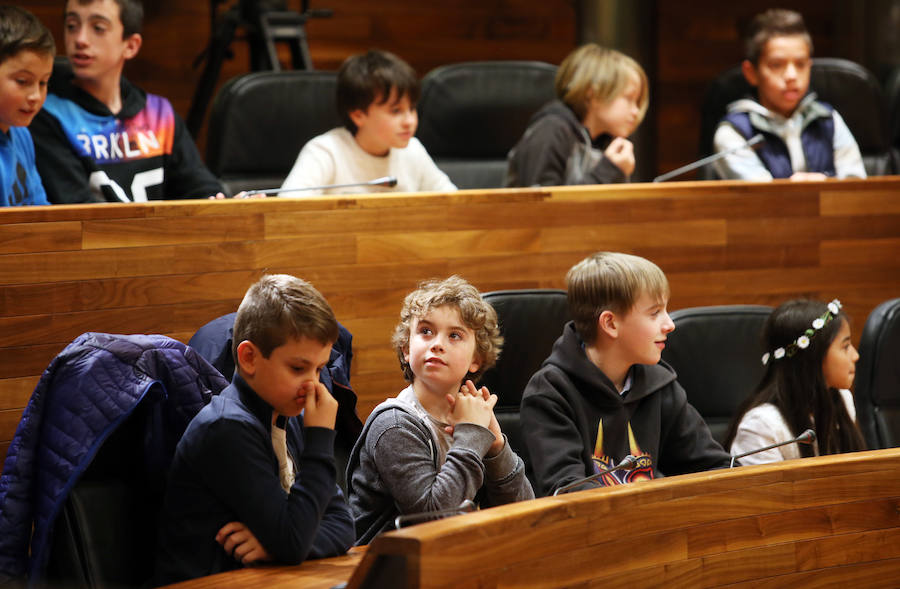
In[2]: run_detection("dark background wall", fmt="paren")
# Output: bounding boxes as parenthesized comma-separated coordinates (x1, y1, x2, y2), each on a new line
(20, 0, 900, 180)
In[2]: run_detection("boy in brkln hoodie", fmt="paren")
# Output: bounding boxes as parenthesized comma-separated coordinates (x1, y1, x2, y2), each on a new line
(521, 252, 732, 497)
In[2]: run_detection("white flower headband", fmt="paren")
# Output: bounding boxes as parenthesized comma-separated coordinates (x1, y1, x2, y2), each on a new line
(761, 299, 842, 366)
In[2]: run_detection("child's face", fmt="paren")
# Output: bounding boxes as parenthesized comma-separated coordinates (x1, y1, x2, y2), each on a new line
(405, 305, 481, 397)
(614, 292, 675, 366)
(822, 319, 859, 390)
(0, 50, 53, 133)
(585, 69, 642, 138)
(349, 88, 418, 157)
(239, 336, 332, 418)
(743, 34, 811, 119)
(64, 0, 140, 85)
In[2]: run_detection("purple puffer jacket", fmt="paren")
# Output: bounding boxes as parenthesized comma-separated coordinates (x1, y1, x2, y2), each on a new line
(0, 332, 228, 586)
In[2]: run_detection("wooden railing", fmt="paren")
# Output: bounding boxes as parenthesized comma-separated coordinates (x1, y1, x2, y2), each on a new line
(162, 448, 900, 588)
(2, 177, 899, 466)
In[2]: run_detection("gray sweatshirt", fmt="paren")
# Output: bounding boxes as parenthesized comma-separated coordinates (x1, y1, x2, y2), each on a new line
(346, 386, 534, 544)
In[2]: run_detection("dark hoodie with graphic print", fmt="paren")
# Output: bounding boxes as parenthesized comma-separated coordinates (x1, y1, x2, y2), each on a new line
(520, 321, 732, 497)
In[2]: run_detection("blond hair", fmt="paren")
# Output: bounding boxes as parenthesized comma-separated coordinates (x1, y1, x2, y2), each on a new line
(566, 252, 670, 343)
(232, 274, 338, 365)
(392, 276, 503, 383)
(555, 43, 649, 122)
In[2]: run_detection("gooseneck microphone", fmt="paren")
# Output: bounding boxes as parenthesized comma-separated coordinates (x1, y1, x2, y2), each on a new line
(553, 455, 640, 496)
(653, 134, 764, 182)
(393, 499, 477, 529)
(729, 428, 816, 468)
(244, 176, 398, 197)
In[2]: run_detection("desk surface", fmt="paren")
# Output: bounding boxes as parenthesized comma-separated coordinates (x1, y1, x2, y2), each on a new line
(162, 548, 365, 589)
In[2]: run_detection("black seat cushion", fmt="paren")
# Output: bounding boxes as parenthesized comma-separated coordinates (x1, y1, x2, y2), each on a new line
(45, 405, 159, 588)
(661, 305, 773, 444)
(416, 61, 557, 189)
(206, 70, 342, 194)
(854, 298, 900, 450)
(479, 290, 570, 486)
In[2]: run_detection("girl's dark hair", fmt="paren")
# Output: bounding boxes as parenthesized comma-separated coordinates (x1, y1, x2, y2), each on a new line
(723, 299, 865, 457)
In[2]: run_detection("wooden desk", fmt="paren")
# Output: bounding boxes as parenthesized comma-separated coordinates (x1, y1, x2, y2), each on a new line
(164, 448, 900, 588)
(161, 548, 365, 589)
(2, 178, 900, 464)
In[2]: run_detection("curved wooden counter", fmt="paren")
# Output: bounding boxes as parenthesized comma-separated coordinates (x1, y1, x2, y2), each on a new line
(2, 177, 900, 464)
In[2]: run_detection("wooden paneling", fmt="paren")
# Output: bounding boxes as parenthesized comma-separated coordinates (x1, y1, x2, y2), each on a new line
(1, 178, 899, 469)
(340, 448, 900, 587)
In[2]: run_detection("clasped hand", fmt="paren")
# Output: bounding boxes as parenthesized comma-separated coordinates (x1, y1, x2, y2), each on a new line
(444, 380, 504, 456)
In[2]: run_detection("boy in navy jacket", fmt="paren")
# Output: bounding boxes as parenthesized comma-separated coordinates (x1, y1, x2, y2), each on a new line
(155, 274, 354, 584)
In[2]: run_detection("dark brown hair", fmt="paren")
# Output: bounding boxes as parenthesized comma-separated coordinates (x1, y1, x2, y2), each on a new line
(232, 274, 339, 366)
(744, 8, 812, 64)
(336, 49, 419, 134)
(0, 6, 56, 63)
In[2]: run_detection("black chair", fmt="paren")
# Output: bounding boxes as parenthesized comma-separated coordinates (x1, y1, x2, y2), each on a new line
(698, 58, 895, 178)
(416, 61, 557, 189)
(661, 305, 773, 444)
(886, 66, 900, 166)
(478, 289, 570, 487)
(854, 298, 900, 450)
(206, 70, 342, 194)
(45, 404, 160, 588)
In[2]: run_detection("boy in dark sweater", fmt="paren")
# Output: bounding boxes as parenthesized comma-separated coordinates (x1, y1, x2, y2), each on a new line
(521, 252, 732, 497)
(155, 274, 354, 584)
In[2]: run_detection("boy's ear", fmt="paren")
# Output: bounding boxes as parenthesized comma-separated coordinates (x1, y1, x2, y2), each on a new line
(122, 33, 142, 61)
(741, 59, 759, 87)
(235, 340, 259, 376)
(348, 108, 367, 131)
(467, 356, 481, 377)
(597, 310, 619, 339)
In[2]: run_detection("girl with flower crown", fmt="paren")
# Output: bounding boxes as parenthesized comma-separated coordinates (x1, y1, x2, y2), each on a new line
(723, 299, 866, 464)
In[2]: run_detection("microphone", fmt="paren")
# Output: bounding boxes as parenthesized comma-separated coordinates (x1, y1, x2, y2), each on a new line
(653, 134, 764, 182)
(244, 176, 398, 197)
(553, 455, 640, 496)
(393, 499, 477, 529)
(729, 428, 816, 468)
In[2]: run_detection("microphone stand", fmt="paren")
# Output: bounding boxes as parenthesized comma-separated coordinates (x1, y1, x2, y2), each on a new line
(553, 455, 640, 496)
(729, 428, 816, 468)
(393, 499, 477, 530)
(244, 175, 398, 197)
(653, 134, 764, 182)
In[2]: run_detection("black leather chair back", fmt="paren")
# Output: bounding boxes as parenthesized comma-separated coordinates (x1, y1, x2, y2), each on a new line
(479, 290, 570, 486)
(45, 404, 158, 588)
(661, 305, 773, 444)
(698, 58, 895, 178)
(886, 66, 900, 165)
(854, 298, 900, 450)
(206, 70, 342, 194)
(417, 61, 557, 189)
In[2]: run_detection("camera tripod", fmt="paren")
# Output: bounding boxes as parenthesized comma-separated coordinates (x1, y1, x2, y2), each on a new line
(186, 0, 332, 136)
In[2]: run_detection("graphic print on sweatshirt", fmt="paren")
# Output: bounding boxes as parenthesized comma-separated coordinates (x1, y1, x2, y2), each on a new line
(591, 422, 654, 486)
(42, 93, 175, 201)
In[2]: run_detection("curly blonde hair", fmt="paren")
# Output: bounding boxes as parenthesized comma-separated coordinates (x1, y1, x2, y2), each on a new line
(392, 276, 503, 383)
